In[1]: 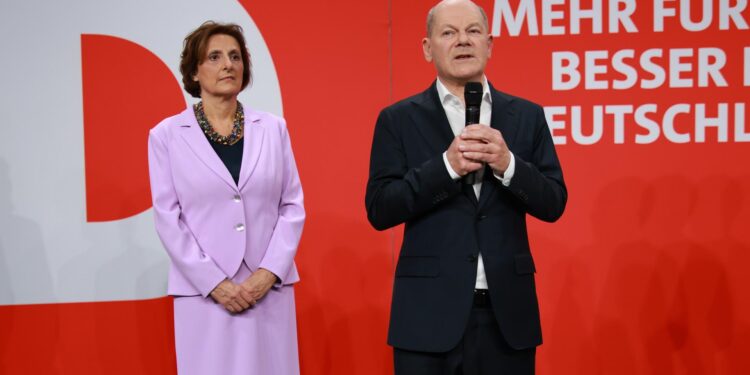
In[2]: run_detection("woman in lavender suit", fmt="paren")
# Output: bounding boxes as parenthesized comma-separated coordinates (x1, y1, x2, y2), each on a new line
(147, 21, 304, 375)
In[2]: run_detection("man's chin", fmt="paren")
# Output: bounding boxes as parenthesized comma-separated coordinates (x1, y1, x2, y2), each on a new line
(454, 72, 484, 84)
(437, 68, 484, 85)
(453, 66, 483, 78)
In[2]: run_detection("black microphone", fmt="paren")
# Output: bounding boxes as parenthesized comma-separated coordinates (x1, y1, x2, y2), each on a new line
(463, 82, 483, 185)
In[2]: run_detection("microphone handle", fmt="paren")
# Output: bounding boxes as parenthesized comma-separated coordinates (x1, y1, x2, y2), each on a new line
(463, 106, 481, 185)
(465, 106, 480, 125)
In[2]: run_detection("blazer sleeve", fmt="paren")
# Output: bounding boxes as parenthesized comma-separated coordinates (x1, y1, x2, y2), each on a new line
(365, 107, 462, 231)
(148, 128, 227, 297)
(506, 104, 567, 222)
(258, 119, 305, 285)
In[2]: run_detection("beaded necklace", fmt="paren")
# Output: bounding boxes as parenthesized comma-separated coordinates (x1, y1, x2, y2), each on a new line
(193, 101, 245, 145)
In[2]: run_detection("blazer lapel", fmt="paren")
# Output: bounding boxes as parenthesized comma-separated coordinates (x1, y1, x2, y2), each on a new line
(237, 111, 265, 191)
(177, 108, 237, 190)
(411, 82, 478, 206)
(478, 84, 517, 210)
(409, 82, 455, 155)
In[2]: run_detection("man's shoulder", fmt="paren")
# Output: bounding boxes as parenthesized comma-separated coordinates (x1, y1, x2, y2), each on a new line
(489, 86, 543, 114)
(383, 92, 427, 112)
(382, 87, 434, 114)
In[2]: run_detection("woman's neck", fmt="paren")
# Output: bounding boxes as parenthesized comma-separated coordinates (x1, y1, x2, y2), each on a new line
(201, 95, 238, 136)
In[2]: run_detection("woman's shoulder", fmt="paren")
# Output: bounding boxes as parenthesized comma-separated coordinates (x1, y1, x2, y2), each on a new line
(245, 108, 289, 134)
(245, 107, 285, 125)
(150, 108, 194, 137)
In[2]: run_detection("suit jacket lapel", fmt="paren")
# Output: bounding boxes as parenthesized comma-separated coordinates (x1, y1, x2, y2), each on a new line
(177, 107, 238, 190)
(237, 111, 265, 191)
(411, 82, 478, 206)
(478, 84, 517, 210)
(409, 81, 455, 155)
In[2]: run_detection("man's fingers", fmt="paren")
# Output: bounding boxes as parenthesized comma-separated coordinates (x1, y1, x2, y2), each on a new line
(461, 126, 503, 144)
(459, 142, 493, 153)
(462, 152, 491, 163)
(460, 159, 483, 172)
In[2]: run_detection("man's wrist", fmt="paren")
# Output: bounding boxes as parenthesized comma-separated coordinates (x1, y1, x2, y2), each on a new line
(493, 153, 515, 186)
(443, 152, 461, 180)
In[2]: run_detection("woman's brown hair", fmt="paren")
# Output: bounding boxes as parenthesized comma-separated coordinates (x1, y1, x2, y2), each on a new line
(180, 21, 252, 98)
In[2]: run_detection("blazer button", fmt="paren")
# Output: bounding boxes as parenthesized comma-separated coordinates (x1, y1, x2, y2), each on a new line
(467, 254, 477, 263)
(232, 195, 241, 202)
(235, 223, 245, 232)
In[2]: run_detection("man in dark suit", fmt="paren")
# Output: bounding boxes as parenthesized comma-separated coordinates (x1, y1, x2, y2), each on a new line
(365, 0, 567, 373)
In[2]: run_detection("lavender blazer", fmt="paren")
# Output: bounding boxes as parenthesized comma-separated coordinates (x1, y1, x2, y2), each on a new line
(148, 106, 304, 297)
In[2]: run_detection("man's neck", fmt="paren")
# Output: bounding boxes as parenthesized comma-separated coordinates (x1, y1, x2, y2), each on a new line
(437, 76, 486, 103)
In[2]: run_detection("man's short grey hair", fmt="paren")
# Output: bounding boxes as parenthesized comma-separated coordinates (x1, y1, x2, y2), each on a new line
(426, 0, 489, 37)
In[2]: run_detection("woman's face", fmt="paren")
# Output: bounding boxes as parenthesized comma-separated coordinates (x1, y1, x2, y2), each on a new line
(194, 34, 245, 100)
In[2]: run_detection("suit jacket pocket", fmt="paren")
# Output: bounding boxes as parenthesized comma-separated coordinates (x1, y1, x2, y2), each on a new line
(395, 256, 440, 278)
(514, 253, 536, 275)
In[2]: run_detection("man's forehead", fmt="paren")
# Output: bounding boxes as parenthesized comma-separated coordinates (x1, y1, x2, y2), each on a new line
(432, 2, 485, 27)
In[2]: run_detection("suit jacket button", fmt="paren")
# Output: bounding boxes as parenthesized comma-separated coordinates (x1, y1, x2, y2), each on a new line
(235, 223, 245, 231)
(477, 215, 487, 221)
(467, 254, 477, 262)
(232, 195, 241, 202)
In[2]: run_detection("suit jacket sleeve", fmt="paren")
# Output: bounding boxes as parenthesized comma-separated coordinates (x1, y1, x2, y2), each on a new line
(148, 128, 227, 297)
(258, 119, 305, 284)
(506, 104, 567, 222)
(365, 107, 462, 231)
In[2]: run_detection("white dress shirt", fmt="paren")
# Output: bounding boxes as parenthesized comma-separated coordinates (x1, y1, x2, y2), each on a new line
(436, 77, 516, 289)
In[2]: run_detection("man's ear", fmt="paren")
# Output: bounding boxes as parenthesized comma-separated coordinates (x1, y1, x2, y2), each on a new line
(487, 35, 493, 58)
(422, 38, 433, 62)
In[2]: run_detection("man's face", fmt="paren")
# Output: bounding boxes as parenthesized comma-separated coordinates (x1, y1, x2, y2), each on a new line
(423, 0, 492, 86)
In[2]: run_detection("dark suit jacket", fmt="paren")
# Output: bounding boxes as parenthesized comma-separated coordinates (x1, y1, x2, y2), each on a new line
(365, 81, 567, 352)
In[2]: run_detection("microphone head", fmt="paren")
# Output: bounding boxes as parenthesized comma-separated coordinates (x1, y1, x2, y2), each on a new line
(464, 82, 483, 107)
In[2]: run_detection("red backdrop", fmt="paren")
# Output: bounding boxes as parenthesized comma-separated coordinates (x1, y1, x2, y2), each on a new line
(1, 1, 749, 374)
